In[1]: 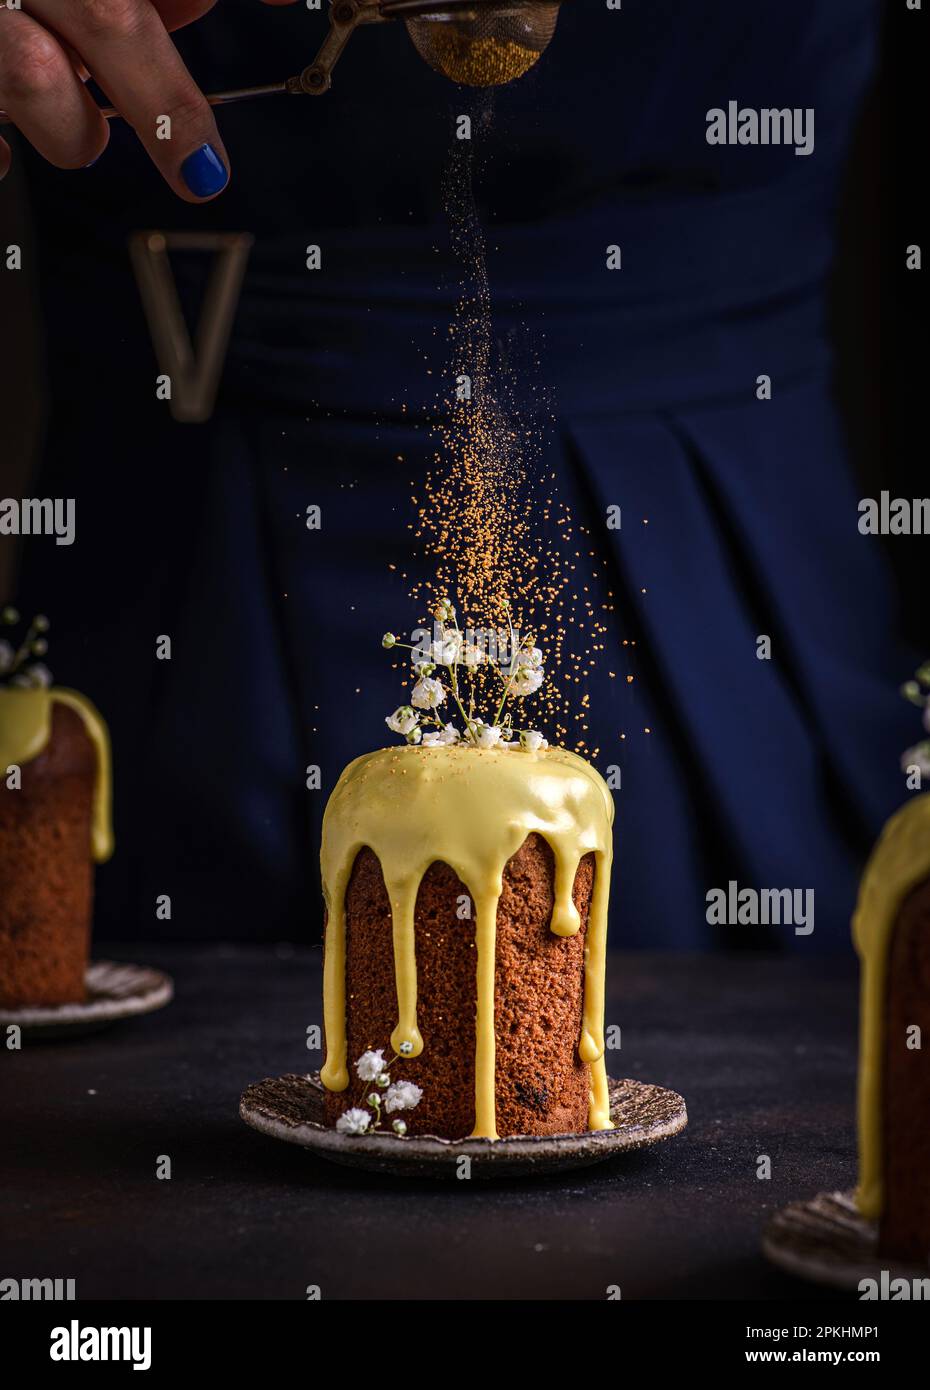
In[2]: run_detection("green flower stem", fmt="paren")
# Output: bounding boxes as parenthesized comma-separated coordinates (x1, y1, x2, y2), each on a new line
(355, 1047, 408, 1134)
(9, 617, 42, 678)
(447, 681, 475, 737)
(492, 631, 537, 728)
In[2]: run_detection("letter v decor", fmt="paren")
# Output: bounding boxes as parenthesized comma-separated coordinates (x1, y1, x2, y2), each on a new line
(129, 231, 253, 424)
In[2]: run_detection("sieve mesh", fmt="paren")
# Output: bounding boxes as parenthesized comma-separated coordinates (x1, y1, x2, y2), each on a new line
(405, 2, 560, 88)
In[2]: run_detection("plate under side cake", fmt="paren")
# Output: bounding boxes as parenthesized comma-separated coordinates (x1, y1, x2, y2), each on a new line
(762, 1190, 930, 1291)
(240, 1072, 688, 1179)
(0, 960, 174, 1038)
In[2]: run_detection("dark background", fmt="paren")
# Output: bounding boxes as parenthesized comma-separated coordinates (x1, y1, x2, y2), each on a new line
(0, 4, 928, 1309)
(0, 0, 926, 948)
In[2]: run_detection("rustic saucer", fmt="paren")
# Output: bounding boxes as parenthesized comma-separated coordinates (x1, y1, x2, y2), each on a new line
(0, 960, 174, 1039)
(240, 1071, 688, 1179)
(762, 1190, 930, 1290)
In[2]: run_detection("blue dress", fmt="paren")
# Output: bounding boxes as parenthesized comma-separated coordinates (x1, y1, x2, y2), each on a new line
(16, 0, 915, 947)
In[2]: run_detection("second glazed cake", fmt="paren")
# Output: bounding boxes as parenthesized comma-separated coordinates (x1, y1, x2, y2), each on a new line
(0, 686, 113, 1008)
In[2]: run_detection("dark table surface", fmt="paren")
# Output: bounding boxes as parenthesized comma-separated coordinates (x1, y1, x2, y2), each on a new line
(2, 945, 863, 1301)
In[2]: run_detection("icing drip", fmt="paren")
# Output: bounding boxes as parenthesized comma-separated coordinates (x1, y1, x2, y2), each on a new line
(320, 744, 615, 1138)
(473, 893, 501, 1140)
(852, 793, 930, 1219)
(0, 686, 113, 862)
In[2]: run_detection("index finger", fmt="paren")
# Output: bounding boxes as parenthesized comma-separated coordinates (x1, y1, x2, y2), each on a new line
(28, 0, 230, 201)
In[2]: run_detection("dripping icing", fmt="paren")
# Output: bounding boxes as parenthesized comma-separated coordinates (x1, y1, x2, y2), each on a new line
(852, 793, 930, 1219)
(320, 744, 615, 1138)
(0, 686, 113, 862)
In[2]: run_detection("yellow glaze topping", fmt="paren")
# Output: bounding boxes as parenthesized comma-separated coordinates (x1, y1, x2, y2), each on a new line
(852, 793, 930, 1219)
(320, 744, 615, 1139)
(0, 685, 114, 862)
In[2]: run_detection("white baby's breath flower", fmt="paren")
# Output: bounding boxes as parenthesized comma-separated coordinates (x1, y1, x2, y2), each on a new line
(421, 732, 442, 747)
(476, 724, 502, 749)
(398, 1040, 414, 1056)
(355, 1049, 386, 1082)
(511, 664, 544, 696)
(439, 723, 460, 745)
(461, 642, 483, 668)
(433, 598, 456, 623)
(431, 635, 462, 667)
(406, 725, 422, 745)
(0, 639, 13, 673)
(381, 632, 397, 649)
(335, 1107, 371, 1135)
(385, 705, 419, 736)
(901, 743, 930, 778)
(384, 1080, 423, 1114)
(412, 676, 446, 710)
(519, 730, 547, 752)
(392, 1119, 407, 1136)
(506, 644, 543, 674)
(11, 663, 52, 689)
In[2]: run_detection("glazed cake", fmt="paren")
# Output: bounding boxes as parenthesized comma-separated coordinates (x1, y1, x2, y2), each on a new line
(320, 743, 614, 1140)
(852, 792, 930, 1263)
(0, 686, 113, 1007)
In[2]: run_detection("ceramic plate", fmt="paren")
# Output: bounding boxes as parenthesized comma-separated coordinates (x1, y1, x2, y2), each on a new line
(0, 960, 174, 1038)
(240, 1071, 688, 1179)
(763, 1190, 930, 1290)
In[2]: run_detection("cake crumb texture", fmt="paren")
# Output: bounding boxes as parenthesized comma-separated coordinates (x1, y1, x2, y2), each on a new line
(324, 832, 595, 1139)
(0, 704, 96, 1007)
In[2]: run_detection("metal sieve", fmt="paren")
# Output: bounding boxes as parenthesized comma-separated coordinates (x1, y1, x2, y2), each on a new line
(0, 1, 566, 127)
(404, 3, 562, 88)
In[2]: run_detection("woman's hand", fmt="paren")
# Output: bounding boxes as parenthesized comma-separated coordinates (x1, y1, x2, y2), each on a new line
(0, 0, 298, 200)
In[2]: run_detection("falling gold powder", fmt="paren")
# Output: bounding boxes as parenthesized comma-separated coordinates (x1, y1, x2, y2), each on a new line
(404, 121, 614, 756)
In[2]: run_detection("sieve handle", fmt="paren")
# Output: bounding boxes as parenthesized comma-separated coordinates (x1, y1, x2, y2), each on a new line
(0, 81, 296, 128)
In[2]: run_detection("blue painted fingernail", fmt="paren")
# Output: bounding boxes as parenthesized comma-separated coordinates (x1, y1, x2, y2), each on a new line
(180, 143, 228, 198)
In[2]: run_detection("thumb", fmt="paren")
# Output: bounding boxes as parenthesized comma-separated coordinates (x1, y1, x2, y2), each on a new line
(154, 1, 220, 31)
